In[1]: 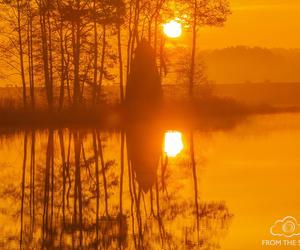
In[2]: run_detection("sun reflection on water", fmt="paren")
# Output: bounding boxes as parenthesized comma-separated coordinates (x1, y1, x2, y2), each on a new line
(164, 131, 184, 157)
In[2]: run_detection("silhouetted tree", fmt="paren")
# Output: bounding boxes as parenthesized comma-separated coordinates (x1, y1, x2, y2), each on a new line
(179, 0, 231, 97)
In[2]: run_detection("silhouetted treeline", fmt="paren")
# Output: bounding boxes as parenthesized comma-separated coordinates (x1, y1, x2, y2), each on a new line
(0, 0, 230, 110)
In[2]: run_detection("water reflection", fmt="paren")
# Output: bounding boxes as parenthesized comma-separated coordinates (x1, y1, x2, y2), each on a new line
(127, 123, 164, 193)
(0, 128, 232, 249)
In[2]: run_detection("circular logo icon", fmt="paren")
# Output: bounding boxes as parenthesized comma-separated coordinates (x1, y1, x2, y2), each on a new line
(282, 221, 296, 234)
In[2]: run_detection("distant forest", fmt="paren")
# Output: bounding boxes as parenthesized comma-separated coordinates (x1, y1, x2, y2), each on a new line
(200, 46, 300, 84)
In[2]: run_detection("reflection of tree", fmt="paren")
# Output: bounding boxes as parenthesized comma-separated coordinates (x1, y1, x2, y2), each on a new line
(0, 129, 232, 249)
(126, 123, 164, 193)
(42, 129, 54, 248)
(20, 132, 27, 249)
(191, 131, 201, 244)
(125, 126, 232, 249)
(9, 129, 127, 249)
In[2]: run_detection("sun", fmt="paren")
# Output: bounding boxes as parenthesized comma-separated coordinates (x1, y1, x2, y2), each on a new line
(164, 131, 184, 157)
(163, 20, 182, 38)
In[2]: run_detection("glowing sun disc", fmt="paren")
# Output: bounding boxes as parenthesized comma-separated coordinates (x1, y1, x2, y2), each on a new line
(164, 131, 184, 157)
(163, 20, 182, 38)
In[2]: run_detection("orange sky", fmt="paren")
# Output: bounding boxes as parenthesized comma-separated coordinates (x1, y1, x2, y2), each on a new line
(198, 0, 300, 49)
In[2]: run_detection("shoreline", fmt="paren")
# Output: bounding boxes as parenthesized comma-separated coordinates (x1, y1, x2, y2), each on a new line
(0, 98, 299, 129)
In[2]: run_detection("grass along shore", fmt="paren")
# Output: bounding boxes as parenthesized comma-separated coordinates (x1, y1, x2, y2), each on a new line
(0, 96, 299, 129)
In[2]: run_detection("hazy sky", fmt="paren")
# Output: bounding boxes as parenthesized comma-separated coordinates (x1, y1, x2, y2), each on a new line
(198, 0, 300, 49)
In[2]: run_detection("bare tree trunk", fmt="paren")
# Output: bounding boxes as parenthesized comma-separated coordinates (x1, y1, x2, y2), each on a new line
(159, 35, 165, 78)
(117, 22, 124, 102)
(92, 0, 98, 106)
(97, 24, 106, 103)
(47, 12, 54, 109)
(189, 0, 197, 98)
(27, 0, 35, 109)
(148, 19, 152, 43)
(154, 17, 158, 54)
(133, 0, 140, 44)
(151, 0, 165, 48)
(73, 21, 81, 108)
(39, 1, 52, 110)
(64, 46, 72, 106)
(17, 0, 27, 108)
(59, 16, 65, 110)
(127, 0, 141, 91)
(126, 0, 133, 89)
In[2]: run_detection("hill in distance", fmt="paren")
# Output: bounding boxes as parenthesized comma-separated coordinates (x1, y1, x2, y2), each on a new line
(200, 46, 300, 84)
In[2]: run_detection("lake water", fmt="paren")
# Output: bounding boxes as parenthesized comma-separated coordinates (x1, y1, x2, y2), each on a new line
(0, 113, 300, 249)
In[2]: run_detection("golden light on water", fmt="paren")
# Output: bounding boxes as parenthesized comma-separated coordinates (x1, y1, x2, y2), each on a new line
(164, 131, 184, 157)
(163, 20, 182, 38)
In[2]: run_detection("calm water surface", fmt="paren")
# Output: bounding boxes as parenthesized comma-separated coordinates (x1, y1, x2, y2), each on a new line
(0, 113, 300, 249)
